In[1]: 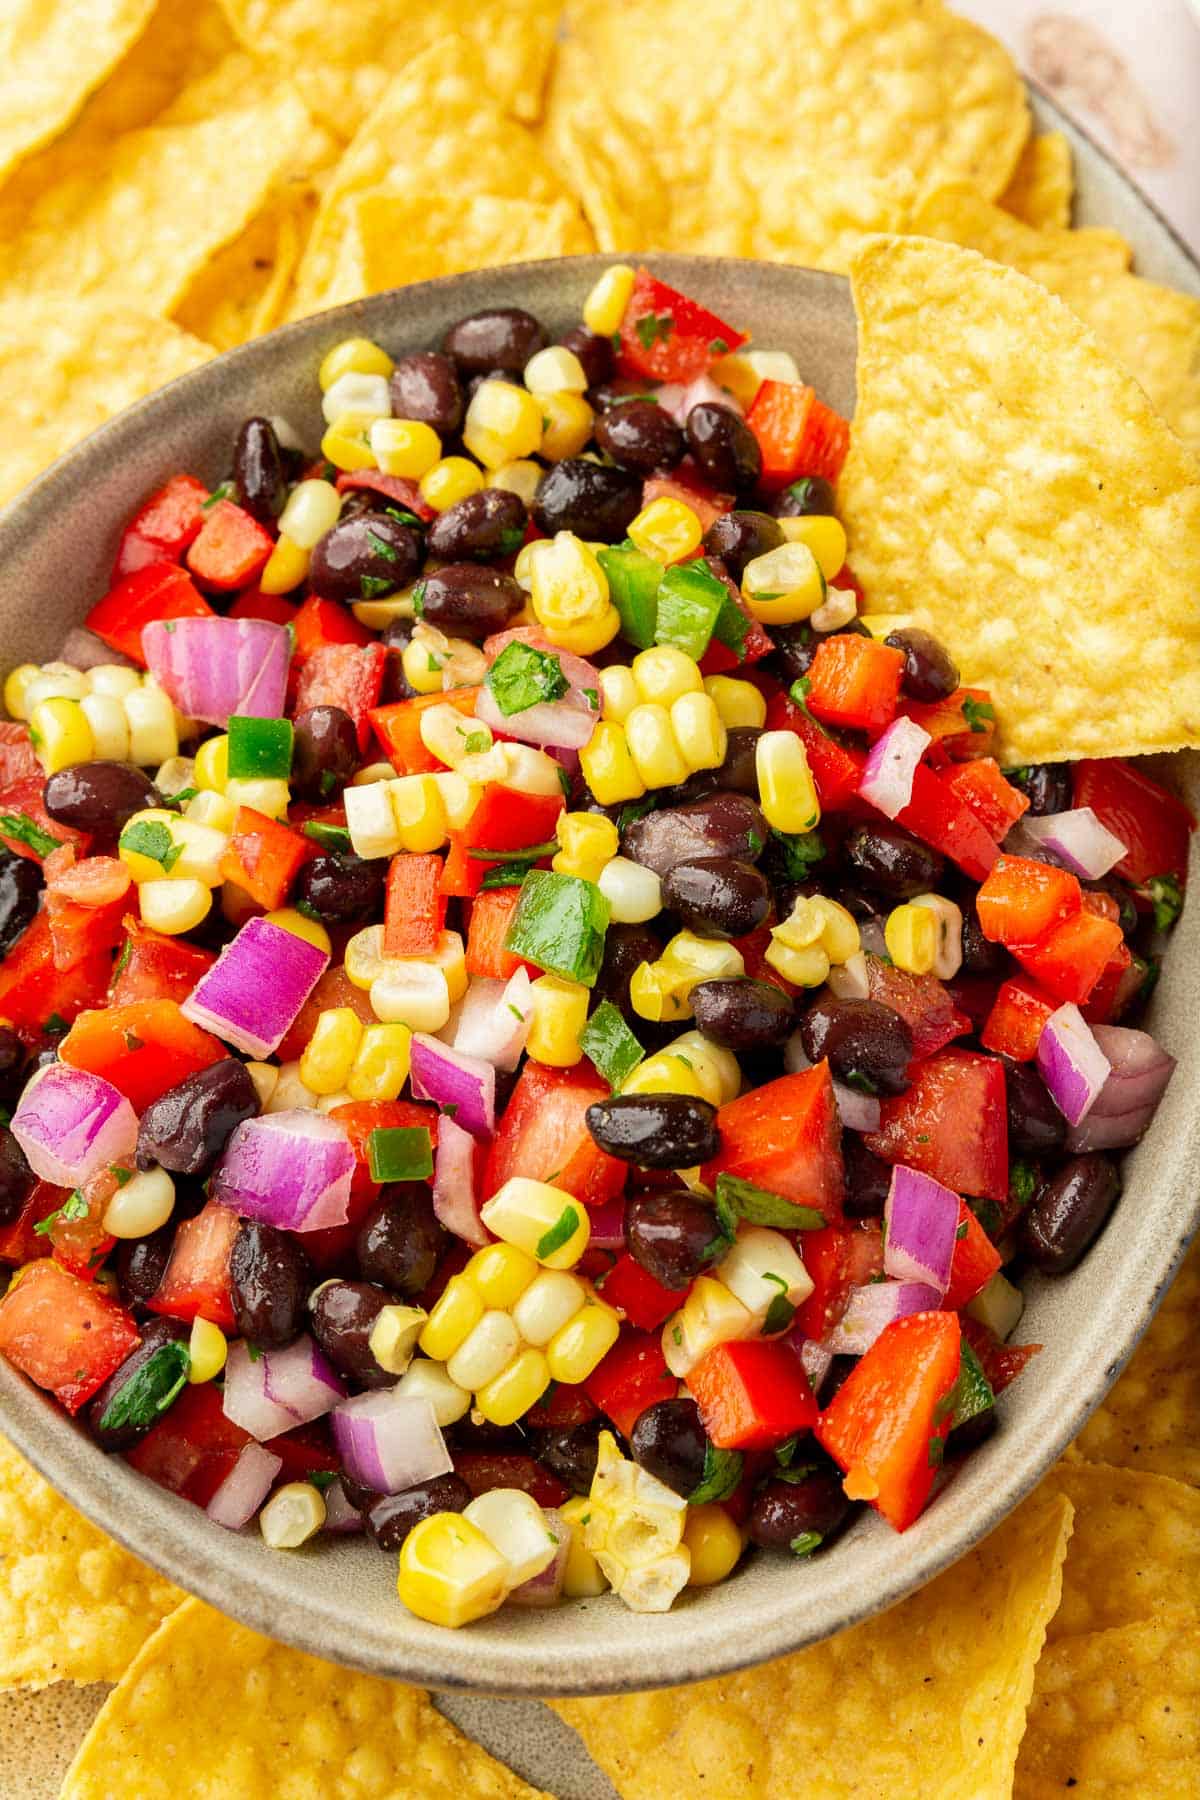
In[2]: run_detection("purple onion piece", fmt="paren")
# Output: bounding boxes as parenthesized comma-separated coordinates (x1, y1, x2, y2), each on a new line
(432, 1112, 490, 1248)
(11, 1063, 138, 1189)
(1036, 1004, 1111, 1126)
(331, 1392, 452, 1495)
(824, 1280, 942, 1356)
(409, 1033, 496, 1136)
(212, 1111, 354, 1233)
(143, 616, 289, 728)
(205, 1443, 282, 1529)
(182, 917, 328, 1058)
(883, 1164, 959, 1294)
(858, 717, 931, 820)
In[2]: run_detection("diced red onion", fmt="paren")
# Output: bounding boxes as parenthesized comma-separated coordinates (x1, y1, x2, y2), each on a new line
(1065, 1024, 1176, 1149)
(142, 615, 290, 728)
(509, 1509, 570, 1606)
(60, 626, 136, 672)
(1037, 1004, 1111, 1126)
(883, 1164, 959, 1294)
(450, 970, 533, 1071)
(1066, 1099, 1159, 1152)
(833, 1080, 881, 1132)
(824, 1279, 942, 1356)
(11, 1063, 138, 1189)
(655, 375, 744, 426)
(410, 1033, 495, 1136)
(432, 1112, 489, 1248)
(476, 628, 602, 749)
(321, 1477, 365, 1534)
(859, 717, 931, 819)
(586, 1193, 627, 1253)
(223, 1335, 346, 1440)
(798, 1337, 834, 1394)
(1019, 808, 1127, 880)
(182, 917, 328, 1058)
(205, 1442, 282, 1529)
(331, 1391, 452, 1494)
(212, 1111, 354, 1232)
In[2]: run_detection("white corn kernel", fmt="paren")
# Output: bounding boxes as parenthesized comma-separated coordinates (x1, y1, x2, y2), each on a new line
(123, 684, 178, 766)
(511, 1271, 586, 1346)
(369, 1304, 428, 1376)
(79, 693, 129, 761)
(911, 893, 964, 981)
(321, 371, 391, 426)
(463, 1488, 557, 1591)
(260, 1481, 326, 1549)
(523, 345, 589, 395)
(102, 1166, 176, 1239)
(245, 1062, 280, 1108)
(717, 1226, 813, 1326)
(266, 1061, 319, 1112)
(369, 964, 451, 1032)
(598, 856, 663, 925)
(446, 1311, 521, 1391)
(88, 664, 141, 701)
(278, 479, 341, 550)
(344, 781, 403, 859)
(393, 1357, 472, 1426)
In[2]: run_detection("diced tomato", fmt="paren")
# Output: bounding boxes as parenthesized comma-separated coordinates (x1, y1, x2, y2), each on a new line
(746, 380, 851, 487)
(464, 887, 539, 980)
(959, 1316, 1041, 1395)
(265, 1423, 341, 1485)
(292, 642, 387, 750)
(617, 269, 747, 383)
(1082, 939, 1135, 1025)
(902, 687, 996, 762)
(0, 721, 43, 790)
(85, 563, 213, 666)
(700, 1064, 844, 1224)
(0, 1180, 67, 1266)
(944, 973, 1002, 1030)
(0, 912, 111, 1045)
(584, 1330, 676, 1438)
(0, 1259, 140, 1414)
(864, 1049, 1008, 1203)
(218, 807, 310, 912)
(335, 469, 435, 524)
(0, 770, 89, 864)
(109, 919, 215, 1006)
(274, 965, 375, 1063)
(229, 589, 300, 627)
(864, 960, 970, 1064)
(641, 469, 733, 534)
(47, 1164, 118, 1282)
(125, 1380, 249, 1506)
(806, 635, 903, 737)
(484, 1062, 626, 1209)
(291, 594, 374, 664)
(44, 853, 131, 971)
(731, 917, 795, 998)
(113, 474, 210, 580)
(441, 783, 564, 898)
(146, 1200, 239, 1331)
(451, 1451, 569, 1510)
(762, 691, 865, 812)
(525, 1383, 598, 1431)
(185, 499, 273, 591)
(792, 1221, 882, 1340)
(599, 1253, 680, 1332)
(328, 1099, 439, 1211)
(686, 1339, 818, 1451)
(383, 853, 445, 957)
(59, 999, 225, 1112)
(1013, 907, 1125, 1007)
(1072, 758, 1193, 888)
(941, 758, 1029, 842)
(942, 1203, 1002, 1313)
(980, 975, 1057, 1062)
(976, 855, 1080, 947)
(369, 688, 478, 776)
(892, 764, 999, 881)
(816, 1310, 961, 1531)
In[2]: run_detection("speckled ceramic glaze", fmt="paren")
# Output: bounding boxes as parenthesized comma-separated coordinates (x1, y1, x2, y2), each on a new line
(0, 93, 1196, 1709)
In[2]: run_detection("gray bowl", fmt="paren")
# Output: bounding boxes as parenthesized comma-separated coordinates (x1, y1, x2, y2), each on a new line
(1, 127, 1198, 1710)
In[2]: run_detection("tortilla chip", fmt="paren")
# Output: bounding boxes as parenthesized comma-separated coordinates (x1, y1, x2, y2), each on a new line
(555, 1486, 1073, 1800)
(1001, 131, 1073, 229)
(1015, 1619, 1200, 1797)
(840, 236, 1200, 763)
(1037, 1462, 1200, 1642)
(0, 304, 212, 509)
(0, 1684, 109, 1795)
(61, 1594, 553, 1798)
(1070, 1238, 1200, 1487)
(0, 1433, 183, 1689)
(915, 183, 1130, 276)
(0, 0, 157, 182)
(174, 181, 319, 350)
(540, 41, 670, 253)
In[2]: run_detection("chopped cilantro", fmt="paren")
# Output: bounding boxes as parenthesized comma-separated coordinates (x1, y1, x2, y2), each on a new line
(1009, 1159, 1039, 1208)
(201, 480, 235, 510)
(385, 507, 423, 530)
(43, 1012, 69, 1035)
(359, 574, 394, 600)
(467, 839, 558, 863)
(411, 580, 426, 618)
(536, 1204, 581, 1261)
(480, 862, 534, 891)
(303, 821, 352, 852)
(461, 730, 491, 755)
(366, 529, 400, 562)
(1146, 873, 1184, 933)
(961, 695, 995, 733)
(485, 640, 569, 717)
(687, 1443, 743, 1505)
(714, 1172, 825, 1232)
(119, 819, 181, 873)
(761, 1272, 796, 1336)
(97, 1341, 190, 1435)
(634, 310, 674, 351)
(308, 1470, 337, 1492)
(0, 812, 60, 858)
(579, 1001, 643, 1090)
(709, 337, 729, 355)
(789, 1531, 823, 1558)
(770, 827, 826, 881)
(617, 796, 657, 832)
(34, 1189, 89, 1236)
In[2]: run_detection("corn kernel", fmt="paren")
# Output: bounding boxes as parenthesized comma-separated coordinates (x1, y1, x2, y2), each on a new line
(704, 674, 767, 729)
(494, 743, 564, 798)
(597, 855, 662, 925)
(623, 1030, 738, 1106)
(559, 1495, 610, 1597)
(446, 1310, 521, 1391)
(278, 478, 342, 549)
(599, 664, 640, 723)
(244, 1062, 279, 1109)
(624, 704, 689, 788)
(264, 907, 332, 953)
(542, 607, 622, 656)
(683, 1504, 743, 1586)
(742, 541, 826, 625)
(394, 1357, 472, 1427)
(419, 456, 484, 512)
(369, 964, 451, 1033)
(344, 781, 403, 860)
(299, 1007, 364, 1095)
(463, 1488, 557, 1589)
(420, 1274, 485, 1362)
(718, 1225, 813, 1323)
(187, 1316, 227, 1384)
(399, 1513, 509, 1628)
(583, 263, 635, 337)
(261, 1480, 326, 1549)
(579, 719, 645, 806)
(224, 775, 289, 822)
(321, 413, 377, 473)
(553, 811, 618, 884)
(124, 683, 178, 766)
(259, 533, 310, 595)
(764, 936, 830, 988)
(90, 665, 142, 701)
(3, 663, 39, 720)
(400, 635, 447, 695)
(809, 895, 861, 965)
(526, 974, 589, 1067)
(627, 496, 703, 564)
(776, 513, 848, 580)
(663, 1276, 756, 1378)
(102, 1165, 175, 1238)
(463, 380, 543, 469)
(487, 459, 542, 507)
(319, 336, 394, 389)
(368, 1304, 428, 1376)
(670, 692, 726, 772)
(430, 770, 479, 832)
(370, 417, 441, 478)
(546, 1298, 621, 1384)
(631, 931, 745, 1023)
(266, 1061, 318, 1112)
(473, 1346, 552, 1427)
(138, 878, 212, 935)
(910, 893, 964, 980)
(631, 644, 703, 707)
(524, 345, 589, 395)
(463, 1243, 536, 1312)
(24, 664, 89, 710)
(539, 392, 595, 462)
(706, 352, 762, 410)
(809, 586, 858, 633)
(346, 1021, 412, 1102)
(756, 729, 821, 834)
(30, 696, 93, 773)
(529, 531, 610, 630)
(352, 588, 419, 631)
(480, 1177, 591, 1270)
(419, 702, 492, 771)
(511, 1270, 584, 1346)
(79, 693, 129, 762)
(322, 373, 391, 428)
(885, 901, 939, 975)
(184, 789, 236, 833)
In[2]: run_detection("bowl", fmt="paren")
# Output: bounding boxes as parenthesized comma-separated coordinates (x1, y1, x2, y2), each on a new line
(1, 244, 1198, 1700)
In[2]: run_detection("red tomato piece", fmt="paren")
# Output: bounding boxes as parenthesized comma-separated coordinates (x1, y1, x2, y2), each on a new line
(976, 854, 1080, 947)
(109, 920, 215, 1006)
(383, 853, 445, 957)
(0, 912, 111, 1046)
(1072, 758, 1193, 888)
(292, 642, 387, 750)
(0, 770, 88, 864)
(369, 687, 478, 776)
(46, 1165, 118, 1282)
(59, 999, 226, 1113)
(1013, 907, 1125, 1007)
(0, 1259, 140, 1414)
(806, 635, 904, 737)
(218, 807, 310, 913)
(265, 1423, 341, 1484)
(484, 1062, 627, 1209)
(185, 500, 273, 591)
(686, 1339, 818, 1451)
(641, 469, 733, 534)
(892, 764, 1000, 882)
(942, 1203, 1002, 1313)
(0, 721, 41, 790)
(617, 269, 747, 383)
(700, 1064, 844, 1224)
(112, 474, 209, 580)
(125, 1380, 249, 1506)
(762, 691, 865, 812)
(864, 1049, 1009, 1203)
(44, 855, 131, 972)
(598, 1253, 680, 1332)
(746, 380, 851, 487)
(0, 1180, 67, 1266)
(291, 594, 374, 664)
(228, 589, 300, 627)
(335, 469, 435, 523)
(1081, 940, 1135, 1025)
(864, 960, 970, 1064)
(85, 563, 213, 666)
(941, 758, 1029, 842)
(584, 1330, 676, 1438)
(792, 1221, 883, 1341)
(959, 1316, 1041, 1396)
(146, 1200, 239, 1331)
(980, 975, 1057, 1062)
(464, 887, 538, 980)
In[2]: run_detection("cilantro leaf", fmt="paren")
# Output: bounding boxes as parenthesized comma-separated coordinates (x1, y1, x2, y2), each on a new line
(1146, 873, 1184, 933)
(634, 310, 674, 351)
(485, 640, 569, 717)
(0, 812, 60, 858)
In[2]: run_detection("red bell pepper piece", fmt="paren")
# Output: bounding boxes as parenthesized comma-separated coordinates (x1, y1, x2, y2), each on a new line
(584, 1329, 676, 1438)
(901, 687, 996, 762)
(43, 851, 131, 971)
(598, 1253, 680, 1332)
(125, 1379, 249, 1506)
(617, 269, 747, 383)
(440, 782, 564, 898)
(0, 912, 111, 1045)
(941, 758, 1029, 842)
(1013, 907, 1125, 1007)
(893, 764, 1000, 881)
(369, 687, 479, 776)
(112, 474, 210, 580)
(1072, 757, 1193, 888)
(452, 1451, 569, 1510)
(1082, 939, 1135, 1024)
(942, 1203, 1002, 1313)
(335, 468, 435, 523)
(218, 806, 310, 912)
(701, 1064, 844, 1223)
(291, 593, 374, 664)
(959, 1315, 1041, 1396)
(762, 691, 865, 812)
(864, 1049, 1009, 1203)
(292, 642, 387, 750)
(864, 959, 970, 1063)
(641, 469, 733, 534)
(806, 635, 904, 737)
(328, 1099, 439, 1211)
(0, 1180, 66, 1266)
(746, 380, 851, 487)
(0, 721, 41, 790)
(464, 887, 538, 979)
(792, 1221, 883, 1340)
(59, 998, 226, 1113)
(228, 589, 300, 627)
(185, 499, 273, 591)
(0, 1259, 140, 1414)
(383, 853, 445, 956)
(484, 1061, 627, 1209)
(976, 854, 1080, 947)
(816, 1310, 961, 1530)
(698, 597, 775, 675)
(109, 918, 216, 1006)
(687, 1339, 818, 1451)
(980, 975, 1057, 1062)
(0, 770, 87, 865)
(146, 1200, 239, 1331)
(525, 1383, 598, 1431)
(266, 1422, 341, 1485)
(274, 966, 375, 1064)
(85, 563, 213, 666)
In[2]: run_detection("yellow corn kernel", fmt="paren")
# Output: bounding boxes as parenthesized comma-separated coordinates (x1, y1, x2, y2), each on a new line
(756, 729, 821, 834)
(124, 683, 178, 767)
(599, 664, 640, 723)
(368, 416, 441, 478)
(683, 1504, 743, 1586)
(400, 636, 446, 695)
(559, 1495, 610, 1598)
(259, 533, 310, 595)
(474, 1346, 552, 1428)
(583, 263, 635, 337)
(139, 878, 212, 935)
(631, 932, 745, 1024)
(3, 663, 39, 720)
(264, 907, 332, 953)
(29, 696, 93, 773)
(391, 775, 448, 852)
(352, 589, 419, 631)
(529, 531, 609, 629)
(622, 1047, 708, 1102)
(810, 895, 861, 965)
(885, 902, 939, 975)
(765, 936, 829, 988)
(624, 704, 688, 789)
(663, 1276, 756, 1378)
(193, 734, 229, 792)
(446, 1311, 521, 1391)
(542, 607, 621, 656)
(346, 1022, 412, 1102)
(526, 975, 589, 1068)
(224, 775, 289, 821)
(631, 644, 704, 708)
(278, 478, 342, 549)
(670, 692, 726, 772)
(524, 345, 589, 395)
(299, 1007, 364, 1095)
(319, 336, 394, 389)
(742, 541, 826, 625)
(546, 1298, 621, 1384)
(464, 1242, 539, 1311)
(627, 496, 703, 565)
(480, 1177, 591, 1270)
(419, 456, 484, 512)
(704, 674, 767, 728)
(244, 1062, 279, 1109)
(187, 1316, 228, 1384)
(463, 380, 543, 469)
(398, 1514, 509, 1628)
(539, 392, 595, 462)
(487, 458, 542, 507)
(369, 1303, 427, 1375)
(419, 702, 492, 771)
(777, 513, 848, 580)
(184, 788, 237, 834)
(649, 1030, 740, 1106)
(420, 1274, 485, 1362)
(511, 1270, 584, 1346)
(79, 693, 129, 762)
(911, 893, 964, 981)
(579, 719, 645, 806)
(553, 811, 619, 884)
(431, 770, 480, 832)
(320, 413, 377, 473)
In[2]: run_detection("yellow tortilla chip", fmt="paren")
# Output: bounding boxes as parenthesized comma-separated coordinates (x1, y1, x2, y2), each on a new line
(540, 42, 669, 254)
(174, 182, 319, 350)
(62, 1595, 553, 1798)
(915, 183, 1130, 276)
(0, 1684, 109, 1795)
(840, 236, 1200, 763)
(1015, 1619, 1200, 1797)
(1038, 1462, 1200, 1642)
(555, 1486, 1073, 1800)
(0, 303, 212, 509)
(1001, 130, 1074, 230)
(0, 1433, 183, 1689)
(0, 0, 157, 181)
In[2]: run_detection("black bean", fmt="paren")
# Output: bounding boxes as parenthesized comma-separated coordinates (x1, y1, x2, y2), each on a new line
(685, 403, 761, 491)
(537, 1416, 608, 1495)
(309, 514, 423, 607)
(765, 621, 819, 684)
(115, 1224, 174, 1306)
(702, 510, 784, 583)
(356, 1182, 445, 1297)
(228, 1220, 313, 1350)
(622, 792, 767, 877)
(85, 1317, 190, 1452)
(338, 1470, 380, 1512)
(588, 377, 654, 413)
(748, 1472, 850, 1553)
(443, 307, 546, 375)
(625, 1189, 725, 1288)
(691, 978, 794, 1051)
(593, 922, 664, 1013)
(365, 1473, 472, 1548)
(586, 1095, 719, 1168)
(310, 1279, 394, 1386)
(290, 706, 359, 802)
(662, 857, 770, 939)
(1005, 1062, 1067, 1157)
(380, 620, 417, 704)
(135, 1058, 259, 1176)
(961, 902, 1010, 976)
(844, 821, 945, 901)
(559, 325, 615, 389)
(1009, 763, 1072, 817)
(945, 1407, 997, 1457)
(885, 628, 959, 703)
(0, 1027, 27, 1113)
(533, 459, 642, 543)
(336, 490, 389, 523)
(842, 1134, 893, 1218)
(232, 417, 287, 522)
(593, 399, 684, 476)
(1020, 1155, 1120, 1273)
(629, 1398, 708, 1498)
(0, 1128, 33, 1227)
(389, 351, 464, 436)
(426, 489, 527, 563)
(772, 476, 836, 518)
(416, 564, 524, 635)
(42, 763, 159, 839)
(294, 852, 385, 925)
(799, 997, 913, 1097)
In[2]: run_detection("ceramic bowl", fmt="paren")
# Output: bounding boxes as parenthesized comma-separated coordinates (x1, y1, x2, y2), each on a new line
(0, 240, 1197, 1700)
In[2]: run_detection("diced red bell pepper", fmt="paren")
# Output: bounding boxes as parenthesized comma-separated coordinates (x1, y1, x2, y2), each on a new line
(44, 853, 131, 972)
(0, 771, 88, 865)
(980, 975, 1057, 1061)
(746, 380, 851, 487)
(85, 563, 213, 666)
(275, 966, 375, 1063)
(942, 1202, 1002, 1313)
(791, 1221, 883, 1340)
(383, 854, 445, 957)
(1072, 758, 1193, 888)
(185, 499, 274, 591)
(976, 854, 1080, 947)
(125, 1379, 249, 1506)
(698, 597, 775, 675)
(889, 764, 1000, 882)
(109, 919, 215, 1006)
(464, 886, 538, 980)
(266, 1422, 341, 1485)
(0, 1180, 67, 1266)
(0, 912, 111, 1045)
(941, 758, 1029, 842)
(959, 1315, 1041, 1396)
(146, 1200, 239, 1331)
(1082, 939, 1134, 1025)
(292, 642, 387, 751)
(59, 998, 226, 1113)
(218, 807, 310, 912)
(864, 960, 970, 1064)
(584, 1329, 677, 1438)
(700, 1064, 844, 1224)
(451, 1451, 569, 1510)
(864, 1049, 1008, 1203)
(687, 1339, 818, 1451)
(816, 1310, 961, 1530)
(369, 687, 479, 776)
(732, 917, 795, 998)
(335, 468, 435, 524)
(327, 1099, 439, 1211)
(291, 593, 374, 664)
(0, 722, 42, 790)
(228, 589, 300, 627)
(599, 1252, 680, 1332)
(641, 469, 733, 535)
(0, 1259, 140, 1414)
(1013, 907, 1125, 1007)
(762, 691, 865, 812)
(901, 687, 996, 762)
(113, 474, 210, 580)
(617, 269, 747, 383)
(440, 783, 564, 899)
(484, 1061, 626, 1210)
(806, 635, 903, 737)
